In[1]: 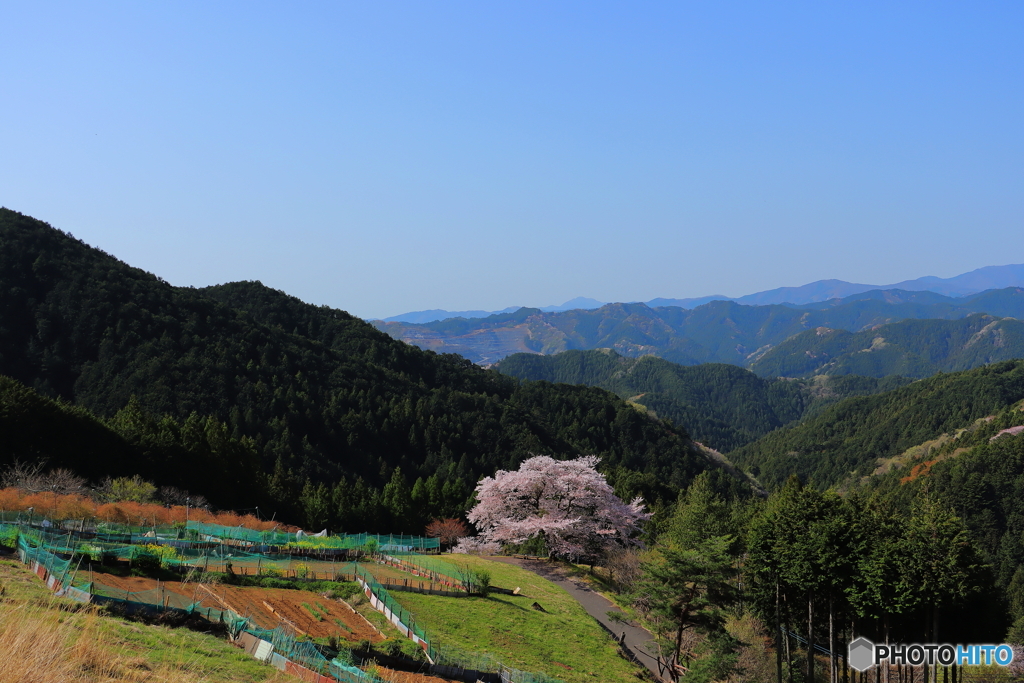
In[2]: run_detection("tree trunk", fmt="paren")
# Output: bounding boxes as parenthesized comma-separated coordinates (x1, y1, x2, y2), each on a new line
(673, 622, 685, 682)
(829, 594, 835, 683)
(925, 610, 933, 683)
(776, 579, 784, 683)
(785, 601, 793, 683)
(884, 614, 890, 683)
(844, 619, 852, 683)
(807, 591, 815, 683)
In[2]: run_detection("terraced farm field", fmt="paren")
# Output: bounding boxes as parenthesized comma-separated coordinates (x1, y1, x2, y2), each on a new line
(88, 572, 384, 642)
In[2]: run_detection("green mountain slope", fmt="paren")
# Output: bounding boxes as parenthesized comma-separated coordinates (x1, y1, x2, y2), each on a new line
(0, 208, 730, 529)
(729, 359, 1024, 489)
(495, 350, 911, 452)
(0, 375, 265, 508)
(750, 314, 1024, 378)
(849, 400, 1024, 589)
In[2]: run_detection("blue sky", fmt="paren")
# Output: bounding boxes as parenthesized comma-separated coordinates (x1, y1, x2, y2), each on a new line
(2, 2, 1022, 319)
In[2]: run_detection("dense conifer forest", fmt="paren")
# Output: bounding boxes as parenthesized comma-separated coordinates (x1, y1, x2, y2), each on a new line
(9, 206, 1024, 677)
(730, 359, 1024, 488)
(496, 350, 912, 452)
(0, 208, 733, 531)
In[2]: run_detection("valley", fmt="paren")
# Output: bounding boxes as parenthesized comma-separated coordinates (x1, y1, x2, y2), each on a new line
(5, 208, 1024, 683)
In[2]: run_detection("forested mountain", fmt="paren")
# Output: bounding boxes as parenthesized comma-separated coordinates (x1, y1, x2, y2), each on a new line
(495, 350, 911, 452)
(730, 359, 1024, 489)
(0, 208, 735, 531)
(372, 287, 1024, 366)
(0, 375, 264, 509)
(750, 314, 1024, 379)
(851, 398, 1024, 590)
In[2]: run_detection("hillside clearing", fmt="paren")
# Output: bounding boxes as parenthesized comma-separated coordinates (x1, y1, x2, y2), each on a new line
(390, 555, 644, 683)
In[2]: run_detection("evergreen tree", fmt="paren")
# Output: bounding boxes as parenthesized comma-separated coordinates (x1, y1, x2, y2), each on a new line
(635, 535, 739, 682)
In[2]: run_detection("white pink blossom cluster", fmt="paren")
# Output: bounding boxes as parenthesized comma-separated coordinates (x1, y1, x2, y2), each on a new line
(453, 455, 650, 557)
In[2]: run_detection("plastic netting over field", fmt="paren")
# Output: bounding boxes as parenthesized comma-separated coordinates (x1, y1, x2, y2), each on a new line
(23, 524, 373, 579)
(186, 522, 440, 551)
(380, 551, 467, 586)
(5, 518, 560, 683)
(6, 524, 384, 683)
(0, 514, 440, 551)
(246, 624, 387, 683)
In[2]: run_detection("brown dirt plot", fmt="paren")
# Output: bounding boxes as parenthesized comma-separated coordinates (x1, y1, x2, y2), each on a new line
(366, 666, 454, 683)
(89, 573, 382, 642)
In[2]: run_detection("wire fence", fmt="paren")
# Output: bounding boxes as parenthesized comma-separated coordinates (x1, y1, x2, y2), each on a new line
(378, 551, 468, 587)
(4, 517, 560, 683)
(5, 523, 382, 683)
(186, 522, 440, 552)
(353, 564, 563, 683)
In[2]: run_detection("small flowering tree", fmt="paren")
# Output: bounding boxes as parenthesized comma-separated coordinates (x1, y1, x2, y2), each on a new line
(456, 455, 650, 560)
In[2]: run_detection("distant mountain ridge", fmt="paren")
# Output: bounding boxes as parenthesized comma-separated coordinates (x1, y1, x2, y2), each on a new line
(381, 297, 606, 323)
(372, 286, 1024, 368)
(750, 314, 1024, 379)
(377, 264, 1024, 323)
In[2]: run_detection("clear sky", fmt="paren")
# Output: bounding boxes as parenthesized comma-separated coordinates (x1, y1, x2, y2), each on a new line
(2, 2, 1022, 319)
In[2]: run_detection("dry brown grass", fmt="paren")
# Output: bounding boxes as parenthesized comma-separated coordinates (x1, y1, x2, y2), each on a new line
(0, 558, 292, 683)
(0, 602, 166, 682)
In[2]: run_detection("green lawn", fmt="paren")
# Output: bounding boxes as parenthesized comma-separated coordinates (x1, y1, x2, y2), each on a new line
(391, 555, 644, 683)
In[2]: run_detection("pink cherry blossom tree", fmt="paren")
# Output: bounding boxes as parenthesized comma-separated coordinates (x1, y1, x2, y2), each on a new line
(455, 455, 650, 560)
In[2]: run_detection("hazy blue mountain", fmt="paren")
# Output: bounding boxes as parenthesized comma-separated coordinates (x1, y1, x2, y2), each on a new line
(379, 265, 1024, 323)
(383, 306, 522, 324)
(887, 264, 1024, 297)
(647, 265, 1024, 309)
(374, 286, 1024, 368)
(733, 279, 880, 306)
(541, 296, 606, 312)
(646, 295, 733, 308)
(379, 297, 606, 324)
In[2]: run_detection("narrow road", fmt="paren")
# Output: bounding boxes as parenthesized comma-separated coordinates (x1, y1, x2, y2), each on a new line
(489, 557, 665, 681)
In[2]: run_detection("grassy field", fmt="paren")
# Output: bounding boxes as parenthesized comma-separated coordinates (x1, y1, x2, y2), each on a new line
(390, 555, 645, 683)
(0, 555, 291, 683)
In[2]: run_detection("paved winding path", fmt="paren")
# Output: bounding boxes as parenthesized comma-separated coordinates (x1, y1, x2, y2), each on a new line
(489, 557, 665, 681)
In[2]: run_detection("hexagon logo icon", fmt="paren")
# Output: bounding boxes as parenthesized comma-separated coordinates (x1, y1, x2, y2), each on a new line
(849, 637, 875, 672)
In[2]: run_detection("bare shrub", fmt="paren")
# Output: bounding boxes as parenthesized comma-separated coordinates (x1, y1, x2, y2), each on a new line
(0, 460, 46, 491)
(424, 517, 469, 548)
(605, 547, 643, 593)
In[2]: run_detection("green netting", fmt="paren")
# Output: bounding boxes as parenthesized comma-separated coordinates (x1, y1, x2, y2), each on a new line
(186, 521, 295, 545)
(353, 565, 562, 683)
(18, 535, 73, 582)
(183, 522, 440, 551)
(381, 551, 467, 586)
(246, 624, 383, 683)
(5, 516, 556, 683)
(330, 658, 383, 683)
(284, 533, 440, 552)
